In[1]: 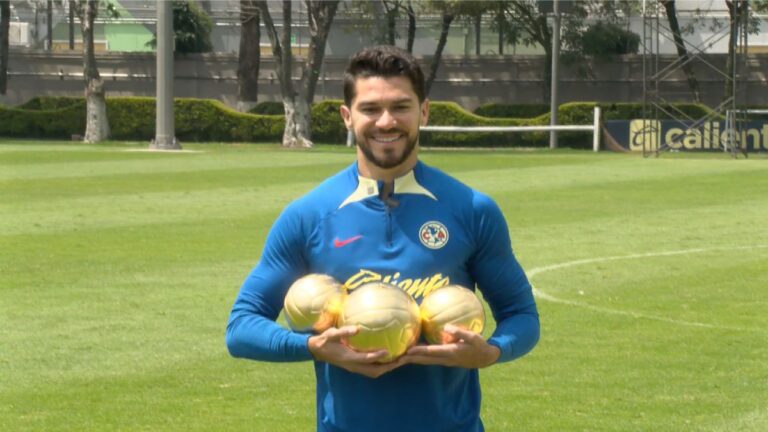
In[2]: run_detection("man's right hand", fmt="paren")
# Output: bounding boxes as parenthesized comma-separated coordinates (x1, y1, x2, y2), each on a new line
(307, 326, 401, 379)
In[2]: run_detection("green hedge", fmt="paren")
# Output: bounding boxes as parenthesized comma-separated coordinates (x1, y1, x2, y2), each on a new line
(0, 100, 86, 138)
(2, 96, 728, 148)
(1, 97, 285, 142)
(17, 96, 85, 111)
(474, 102, 714, 121)
(248, 101, 285, 115)
(311, 100, 346, 143)
(470, 101, 722, 148)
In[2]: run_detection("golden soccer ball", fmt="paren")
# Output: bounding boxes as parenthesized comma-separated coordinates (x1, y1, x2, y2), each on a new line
(420, 285, 486, 345)
(283, 274, 345, 333)
(337, 282, 421, 363)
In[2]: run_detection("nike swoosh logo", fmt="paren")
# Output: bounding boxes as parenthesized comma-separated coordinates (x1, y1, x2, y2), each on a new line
(333, 235, 363, 248)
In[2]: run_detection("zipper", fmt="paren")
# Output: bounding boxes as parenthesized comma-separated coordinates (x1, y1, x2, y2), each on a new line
(379, 180, 396, 247)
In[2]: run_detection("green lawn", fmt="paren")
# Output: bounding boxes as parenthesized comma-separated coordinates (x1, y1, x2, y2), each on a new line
(1, 140, 767, 431)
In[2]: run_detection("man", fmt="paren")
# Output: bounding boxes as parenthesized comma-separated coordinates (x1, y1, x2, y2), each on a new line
(226, 45, 539, 432)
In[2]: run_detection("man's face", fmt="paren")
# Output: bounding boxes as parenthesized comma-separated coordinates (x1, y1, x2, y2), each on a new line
(341, 76, 429, 171)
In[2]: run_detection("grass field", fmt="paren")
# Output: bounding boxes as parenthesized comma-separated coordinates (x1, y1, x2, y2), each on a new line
(1, 139, 767, 431)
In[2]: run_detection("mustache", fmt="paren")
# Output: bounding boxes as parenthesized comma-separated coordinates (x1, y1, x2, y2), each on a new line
(367, 128, 407, 135)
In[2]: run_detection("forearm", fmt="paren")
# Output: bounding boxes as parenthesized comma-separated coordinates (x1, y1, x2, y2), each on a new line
(487, 312, 540, 363)
(226, 311, 313, 362)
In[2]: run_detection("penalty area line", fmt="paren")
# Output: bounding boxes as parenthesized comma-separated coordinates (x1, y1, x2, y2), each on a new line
(529, 244, 768, 332)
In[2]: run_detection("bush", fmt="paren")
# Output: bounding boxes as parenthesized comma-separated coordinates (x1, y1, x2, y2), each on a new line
(422, 102, 548, 148)
(17, 96, 85, 111)
(0, 96, 723, 148)
(248, 101, 285, 115)
(311, 100, 346, 144)
(1, 97, 284, 142)
(106, 97, 156, 140)
(0, 103, 86, 138)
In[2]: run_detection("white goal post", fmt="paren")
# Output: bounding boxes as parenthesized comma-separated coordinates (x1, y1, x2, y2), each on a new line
(346, 106, 602, 151)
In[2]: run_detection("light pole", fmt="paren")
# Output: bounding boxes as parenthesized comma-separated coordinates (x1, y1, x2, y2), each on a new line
(549, 0, 561, 149)
(152, 0, 179, 150)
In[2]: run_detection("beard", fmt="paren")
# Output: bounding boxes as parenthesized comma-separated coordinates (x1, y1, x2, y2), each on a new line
(356, 130, 419, 170)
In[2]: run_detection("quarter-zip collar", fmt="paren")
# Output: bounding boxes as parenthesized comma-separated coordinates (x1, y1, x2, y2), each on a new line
(338, 162, 437, 209)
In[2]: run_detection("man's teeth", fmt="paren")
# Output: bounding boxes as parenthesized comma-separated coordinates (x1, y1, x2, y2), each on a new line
(373, 135, 401, 143)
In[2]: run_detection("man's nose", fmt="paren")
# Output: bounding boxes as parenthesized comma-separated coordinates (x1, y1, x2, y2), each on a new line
(375, 110, 397, 129)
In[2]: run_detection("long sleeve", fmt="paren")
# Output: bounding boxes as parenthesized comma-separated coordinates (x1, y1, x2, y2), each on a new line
(469, 193, 540, 363)
(225, 204, 313, 362)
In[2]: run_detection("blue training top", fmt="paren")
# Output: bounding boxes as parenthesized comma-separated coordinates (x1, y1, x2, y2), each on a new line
(226, 160, 540, 432)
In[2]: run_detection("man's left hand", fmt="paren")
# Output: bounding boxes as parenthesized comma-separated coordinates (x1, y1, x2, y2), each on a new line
(398, 325, 501, 369)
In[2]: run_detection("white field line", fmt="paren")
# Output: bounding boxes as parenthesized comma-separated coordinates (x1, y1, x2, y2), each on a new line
(122, 148, 205, 153)
(529, 245, 768, 332)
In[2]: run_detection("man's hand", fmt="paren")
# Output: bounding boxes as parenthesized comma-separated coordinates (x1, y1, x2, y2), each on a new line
(308, 326, 401, 378)
(399, 325, 501, 369)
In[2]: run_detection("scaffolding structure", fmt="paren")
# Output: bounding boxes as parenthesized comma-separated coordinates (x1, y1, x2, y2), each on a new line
(641, 0, 750, 158)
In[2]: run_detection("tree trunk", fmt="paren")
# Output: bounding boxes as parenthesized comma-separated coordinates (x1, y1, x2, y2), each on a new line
(303, 0, 339, 105)
(0, 0, 9, 95)
(69, 2, 75, 50)
(496, 3, 504, 55)
(371, 1, 388, 45)
(661, 0, 701, 103)
(237, 0, 260, 112)
(474, 13, 481, 55)
(283, 97, 313, 148)
(47, 0, 53, 50)
(82, 0, 109, 142)
(723, 0, 745, 103)
(385, 3, 397, 45)
(425, 11, 454, 97)
(256, 0, 312, 147)
(543, 41, 552, 101)
(405, 1, 415, 53)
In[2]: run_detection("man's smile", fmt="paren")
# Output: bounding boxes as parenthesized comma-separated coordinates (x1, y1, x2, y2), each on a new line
(369, 132, 405, 145)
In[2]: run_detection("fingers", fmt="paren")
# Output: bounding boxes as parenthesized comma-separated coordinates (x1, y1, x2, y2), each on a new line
(343, 355, 402, 378)
(399, 354, 450, 366)
(443, 324, 484, 345)
(406, 343, 454, 357)
(323, 325, 359, 341)
(353, 349, 390, 364)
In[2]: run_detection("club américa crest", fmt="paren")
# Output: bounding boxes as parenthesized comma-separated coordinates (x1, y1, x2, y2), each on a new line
(419, 221, 449, 249)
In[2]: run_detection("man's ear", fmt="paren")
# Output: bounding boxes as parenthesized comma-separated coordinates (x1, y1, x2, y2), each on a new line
(340, 104, 353, 129)
(420, 99, 430, 126)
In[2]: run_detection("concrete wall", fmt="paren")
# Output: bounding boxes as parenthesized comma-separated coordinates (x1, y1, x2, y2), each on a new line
(2, 50, 767, 110)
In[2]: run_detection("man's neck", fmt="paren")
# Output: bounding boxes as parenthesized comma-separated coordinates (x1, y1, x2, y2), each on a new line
(356, 152, 419, 182)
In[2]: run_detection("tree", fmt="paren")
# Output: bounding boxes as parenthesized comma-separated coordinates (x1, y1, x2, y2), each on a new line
(494, 1, 594, 98)
(350, 0, 415, 51)
(423, 1, 489, 97)
(147, 1, 213, 54)
(580, 21, 640, 59)
(722, 0, 768, 103)
(70, 0, 116, 143)
(237, 0, 260, 112)
(0, 0, 9, 95)
(405, 0, 416, 52)
(424, 4, 454, 97)
(46, 0, 53, 50)
(256, 0, 340, 148)
(660, 0, 701, 103)
(303, 0, 340, 104)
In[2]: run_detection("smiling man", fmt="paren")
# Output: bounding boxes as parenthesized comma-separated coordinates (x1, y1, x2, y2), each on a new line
(226, 45, 540, 432)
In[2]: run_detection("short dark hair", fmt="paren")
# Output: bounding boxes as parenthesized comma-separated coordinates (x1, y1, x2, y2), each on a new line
(343, 45, 426, 106)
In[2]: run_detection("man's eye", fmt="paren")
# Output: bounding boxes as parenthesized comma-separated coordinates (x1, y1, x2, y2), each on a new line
(360, 107, 378, 114)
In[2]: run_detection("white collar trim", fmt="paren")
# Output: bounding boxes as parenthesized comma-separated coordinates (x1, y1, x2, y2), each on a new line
(338, 170, 437, 209)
